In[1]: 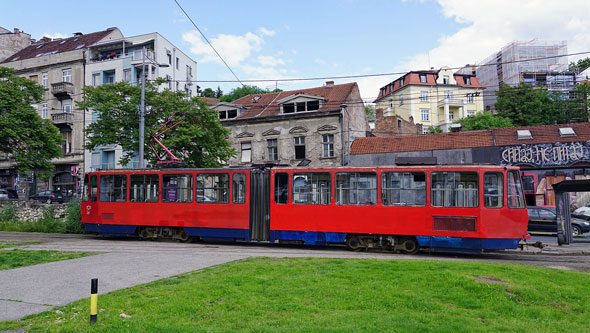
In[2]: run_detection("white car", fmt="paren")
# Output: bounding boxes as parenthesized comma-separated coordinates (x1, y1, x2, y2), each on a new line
(0, 189, 8, 200)
(573, 206, 590, 221)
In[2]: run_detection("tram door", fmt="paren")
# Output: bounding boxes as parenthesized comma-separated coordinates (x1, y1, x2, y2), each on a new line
(249, 168, 270, 241)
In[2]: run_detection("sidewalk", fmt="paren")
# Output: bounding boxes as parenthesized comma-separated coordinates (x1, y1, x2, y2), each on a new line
(508, 238, 590, 255)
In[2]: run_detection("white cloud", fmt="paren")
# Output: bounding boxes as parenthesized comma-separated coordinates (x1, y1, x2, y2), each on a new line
(42, 32, 68, 40)
(183, 31, 264, 66)
(399, 0, 590, 72)
(257, 55, 285, 67)
(258, 27, 276, 36)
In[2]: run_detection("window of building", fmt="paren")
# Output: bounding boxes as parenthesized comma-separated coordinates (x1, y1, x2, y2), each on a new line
(293, 173, 331, 205)
(162, 174, 192, 203)
(465, 77, 471, 85)
(443, 75, 449, 84)
(398, 119, 402, 130)
(62, 100, 72, 113)
(123, 69, 131, 82)
(196, 173, 229, 203)
(400, 78, 404, 86)
(168, 53, 172, 65)
(41, 103, 48, 119)
(507, 170, 525, 208)
(92, 73, 100, 87)
(283, 103, 295, 114)
(267, 139, 278, 161)
(241, 142, 251, 163)
(449, 111, 454, 121)
(232, 173, 246, 204)
(176, 57, 179, 69)
(130, 174, 159, 202)
(381, 172, 426, 206)
(421, 109, 430, 121)
(282, 100, 320, 114)
(484, 172, 503, 208)
(466, 93, 474, 103)
(294, 137, 305, 160)
(468, 111, 475, 117)
(62, 69, 72, 83)
(322, 134, 334, 158)
(399, 95, 404, 105)
(105, 71, 115, 84)
(101, 150, 115, 169)
(42, 72, 48, 88)
(431, 172, 478, 207)
(336, 172, 377, 205)
(419, 74, 427, 83)
(274, 173, 289, 204)
(445, 91, 453, 99)
(420, 91, 428, 102)
(99, 174, 127, 202)
(176, 81, 180, 91)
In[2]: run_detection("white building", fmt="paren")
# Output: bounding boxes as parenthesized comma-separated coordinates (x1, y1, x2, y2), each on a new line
(84, 32, 197, 172)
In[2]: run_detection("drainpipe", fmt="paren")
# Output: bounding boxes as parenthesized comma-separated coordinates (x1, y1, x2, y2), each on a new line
(172, 47, 176, 91)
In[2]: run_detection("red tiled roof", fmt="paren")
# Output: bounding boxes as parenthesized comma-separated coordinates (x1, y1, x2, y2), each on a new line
(351, 122, 590, 155)
(374, 70, 485, 102)
(1, 28, 117, 63)
(230, 82, 357, 120)
(198, 97, 219, 105)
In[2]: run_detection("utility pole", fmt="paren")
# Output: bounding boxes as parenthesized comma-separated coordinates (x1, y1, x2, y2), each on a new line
(138, 46, 146, 169)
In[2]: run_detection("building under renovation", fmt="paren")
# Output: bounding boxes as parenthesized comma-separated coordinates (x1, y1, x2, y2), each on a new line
(475, 40, 570, 111)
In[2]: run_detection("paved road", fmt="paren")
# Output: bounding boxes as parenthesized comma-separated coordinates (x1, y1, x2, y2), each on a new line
(1, 231, 590, 321)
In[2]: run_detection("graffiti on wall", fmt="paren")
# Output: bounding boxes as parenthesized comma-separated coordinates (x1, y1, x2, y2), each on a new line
(501, 142, 589, 167)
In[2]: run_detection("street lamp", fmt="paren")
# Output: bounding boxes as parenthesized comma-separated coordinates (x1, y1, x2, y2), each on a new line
(138, 46, 169, 169)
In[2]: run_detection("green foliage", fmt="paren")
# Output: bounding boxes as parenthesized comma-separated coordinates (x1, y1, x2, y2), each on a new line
(4, 258, 590, 332)
(219, 85, 277, 102)
(427, 126, 443, 134)
(78, 81, 235, 167)
(365, 104, 376, 118)
(64, 200, 84, 234)
(457, 111, 513, 131)
(201, 87, 216, 98)
(568, 57, 590, 73)
(0, 203, 17, 222)
(0, 67, 63, 172)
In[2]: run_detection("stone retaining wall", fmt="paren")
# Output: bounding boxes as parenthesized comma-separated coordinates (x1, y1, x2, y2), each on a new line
(0, 200, 68, 220)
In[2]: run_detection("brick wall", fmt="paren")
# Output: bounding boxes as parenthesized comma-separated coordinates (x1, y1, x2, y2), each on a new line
(373, 109, 422, 137)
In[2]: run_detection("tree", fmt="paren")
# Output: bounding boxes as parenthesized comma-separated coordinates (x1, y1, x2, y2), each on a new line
(215, 86, 223, 98)
(495, 83, 554, 126)
(78, 80, 235, 168)
(456, 112, 513, 131)
(568, 57, 590, 73)
(365, 105, 376, 118)
(201, 87, 216, 98)
(427, 126, 442, 134)
(0, 67, 63, 172)
(219, 85, 271, 102)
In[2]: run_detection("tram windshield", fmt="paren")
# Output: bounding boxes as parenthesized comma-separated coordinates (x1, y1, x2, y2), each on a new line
(507, 170, 525, 208)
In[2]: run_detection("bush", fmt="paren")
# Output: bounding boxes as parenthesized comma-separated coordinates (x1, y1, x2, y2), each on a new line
(31, 206, 64, 233)
(64, 200, 84, 234)
(0, 203, 18, 222)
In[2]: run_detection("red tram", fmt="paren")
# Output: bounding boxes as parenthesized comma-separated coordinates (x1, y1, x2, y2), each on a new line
(81, 165, 529, 253)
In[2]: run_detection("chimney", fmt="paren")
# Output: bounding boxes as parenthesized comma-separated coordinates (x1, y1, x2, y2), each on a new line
(325, 81, 334, 87)
(73, 32, 83, 37)
(13, 28, 20, 34)
(40, 36, 51, 43)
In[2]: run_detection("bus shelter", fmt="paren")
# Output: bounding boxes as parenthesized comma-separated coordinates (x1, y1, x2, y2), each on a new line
(553, 179, 590, 245)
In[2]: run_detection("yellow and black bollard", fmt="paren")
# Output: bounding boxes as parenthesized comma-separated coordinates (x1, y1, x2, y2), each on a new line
(90, 278, 98, 324)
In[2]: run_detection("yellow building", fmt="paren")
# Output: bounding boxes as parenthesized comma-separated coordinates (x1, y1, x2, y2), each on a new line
(374, 67, 485, 133)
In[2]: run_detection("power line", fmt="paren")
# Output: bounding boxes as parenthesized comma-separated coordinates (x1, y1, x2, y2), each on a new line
(172, 0, 244, 87)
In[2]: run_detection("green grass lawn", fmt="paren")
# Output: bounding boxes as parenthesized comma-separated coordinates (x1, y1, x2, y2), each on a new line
(0, 242, 92, 270)
(1, 257, 589, 332)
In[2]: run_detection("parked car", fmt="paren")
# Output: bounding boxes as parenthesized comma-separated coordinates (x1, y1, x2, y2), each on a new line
(572, 206, 590, 221)
(528, 206, 590, 236)
(0, 189, 8, 200)
(29, 190, 66, 204)
(0, 188, 18, 200)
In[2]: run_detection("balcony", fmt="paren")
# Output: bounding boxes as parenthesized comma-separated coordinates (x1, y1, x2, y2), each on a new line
(51, 112, 74, 126)
(438, 98, 465, 107)
(51, 82, 74, 99)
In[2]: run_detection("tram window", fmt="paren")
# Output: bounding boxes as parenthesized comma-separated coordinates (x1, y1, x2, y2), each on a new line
(196, 173, 229, 203)
(381, 172, 425, 206)
(293, 173, 331, 205)
(82, 175, 89, 202)
(163, 174, 192, 203)
(90, 175, 97, 202)
(431, 172, 478, 207)
(130, 174, 159, 202)
(507, 170, 525, 209)
(233, 173, 246, 204)
(274, 173, 289, 204)
(336, 172, 377, 206)
(484, 172, 503, 208)
(99, 175, 127, 202)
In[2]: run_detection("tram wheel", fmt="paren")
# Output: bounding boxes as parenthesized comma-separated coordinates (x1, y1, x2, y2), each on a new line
(138, 228, 149, 241)
(177, 230, 192, 242)
(400, 237, 419, 255)
(346, 236, 363, 251)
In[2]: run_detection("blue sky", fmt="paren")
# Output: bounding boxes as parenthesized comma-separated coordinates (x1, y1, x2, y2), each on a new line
(2, 0, 589, 100)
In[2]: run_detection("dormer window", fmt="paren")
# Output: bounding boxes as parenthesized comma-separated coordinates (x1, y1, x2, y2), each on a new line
(419, 74, 427, 83)
(443, 76, 449, 84)
(465, 77, 471, 85)
(282, 100, 320, 114)
(219, 109, 238, 120)
(400, 78, 404, 86)
(559, 127, 576, 137)
(517, 130, 533, 140)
